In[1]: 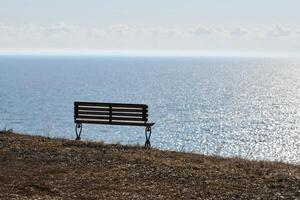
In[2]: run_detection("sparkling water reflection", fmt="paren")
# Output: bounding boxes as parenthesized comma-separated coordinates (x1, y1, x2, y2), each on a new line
(0, 56, 299, 164)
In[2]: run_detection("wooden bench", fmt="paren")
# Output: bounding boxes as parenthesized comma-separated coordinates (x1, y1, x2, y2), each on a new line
(74, 101, 155, 147)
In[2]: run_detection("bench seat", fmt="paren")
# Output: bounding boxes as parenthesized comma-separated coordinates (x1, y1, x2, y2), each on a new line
(74, 101, 155, 147)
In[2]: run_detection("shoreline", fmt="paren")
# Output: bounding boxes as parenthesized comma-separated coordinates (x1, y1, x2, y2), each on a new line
(0, 131, 299, 199)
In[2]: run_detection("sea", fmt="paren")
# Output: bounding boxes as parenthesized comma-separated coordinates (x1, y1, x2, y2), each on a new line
(0, 55, 299, 164)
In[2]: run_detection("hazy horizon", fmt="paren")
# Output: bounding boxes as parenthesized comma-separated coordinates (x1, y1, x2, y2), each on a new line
(1, 0, 300, 55)
(0, 50, 300, 59)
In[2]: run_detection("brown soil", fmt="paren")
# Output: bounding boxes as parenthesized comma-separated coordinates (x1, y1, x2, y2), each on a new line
(0, 131, 299, 199)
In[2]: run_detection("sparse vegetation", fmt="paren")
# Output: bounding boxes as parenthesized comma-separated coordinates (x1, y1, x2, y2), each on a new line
(1, 127, 13, 133)
(0, 131, 299, 199)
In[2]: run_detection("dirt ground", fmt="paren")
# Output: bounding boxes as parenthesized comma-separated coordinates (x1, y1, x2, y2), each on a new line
(0, 131, 299, 199)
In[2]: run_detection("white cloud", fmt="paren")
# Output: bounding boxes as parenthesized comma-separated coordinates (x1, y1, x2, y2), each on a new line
(0, 23, 259, 40)
(0, 23, 84, 39)
(42, 23, 78, 34)
(0, 24, 22, 36)
(149, 28, 180, 38)
(294, 31, 300, 36)
(266, 25, 291, 37)
(187, 25, 211, 36)
(231, 28, 248, 37)
(105, 24, 139, 36)
(0, 22, 299, 53)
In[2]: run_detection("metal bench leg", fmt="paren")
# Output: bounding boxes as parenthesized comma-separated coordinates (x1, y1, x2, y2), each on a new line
(145, 126, 152, 148)
(75, 123, 82, 141)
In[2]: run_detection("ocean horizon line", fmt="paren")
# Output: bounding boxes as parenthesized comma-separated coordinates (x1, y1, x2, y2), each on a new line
(0, 50, 300, 59)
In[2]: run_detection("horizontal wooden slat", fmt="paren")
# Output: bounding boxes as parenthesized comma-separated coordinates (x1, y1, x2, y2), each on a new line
(112, 112, 147, 117)
(78, 106, 109, 109)
(75, 101, 147, 108)
(77, 107, 145, 113)
(75, 120, 147, 126)
(112, 120, 146, 123)
(77, 116, 109, 120)
(111, 108, 145, 112)
(77, 111, 110, 116)
(77, 107, 110, 112)
(78, 106, 144, 111)
(75, 120, 109, 124)
(77, 111, 147, 117)
(111, 106, 144, 109)
(76, 115, 146, 121)
(112, 117, 146, 121)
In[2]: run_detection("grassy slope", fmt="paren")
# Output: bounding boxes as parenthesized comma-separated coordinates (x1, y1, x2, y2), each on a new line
(0, 131, 299, 199)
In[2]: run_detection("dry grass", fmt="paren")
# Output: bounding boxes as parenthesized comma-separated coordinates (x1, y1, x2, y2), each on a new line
(0, 131, 299, 199)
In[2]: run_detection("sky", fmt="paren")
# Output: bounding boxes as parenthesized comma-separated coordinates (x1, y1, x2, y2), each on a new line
(1, 0, 300, 56)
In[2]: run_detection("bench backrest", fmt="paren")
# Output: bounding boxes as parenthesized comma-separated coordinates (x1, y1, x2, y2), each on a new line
(74, 102, 148, 126)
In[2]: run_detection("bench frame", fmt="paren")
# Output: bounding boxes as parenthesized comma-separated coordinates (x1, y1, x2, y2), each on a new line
(74, 101, 155, 147)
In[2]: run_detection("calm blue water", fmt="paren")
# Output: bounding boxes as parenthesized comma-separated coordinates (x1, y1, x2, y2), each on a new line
(0, 55, 299, 164)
